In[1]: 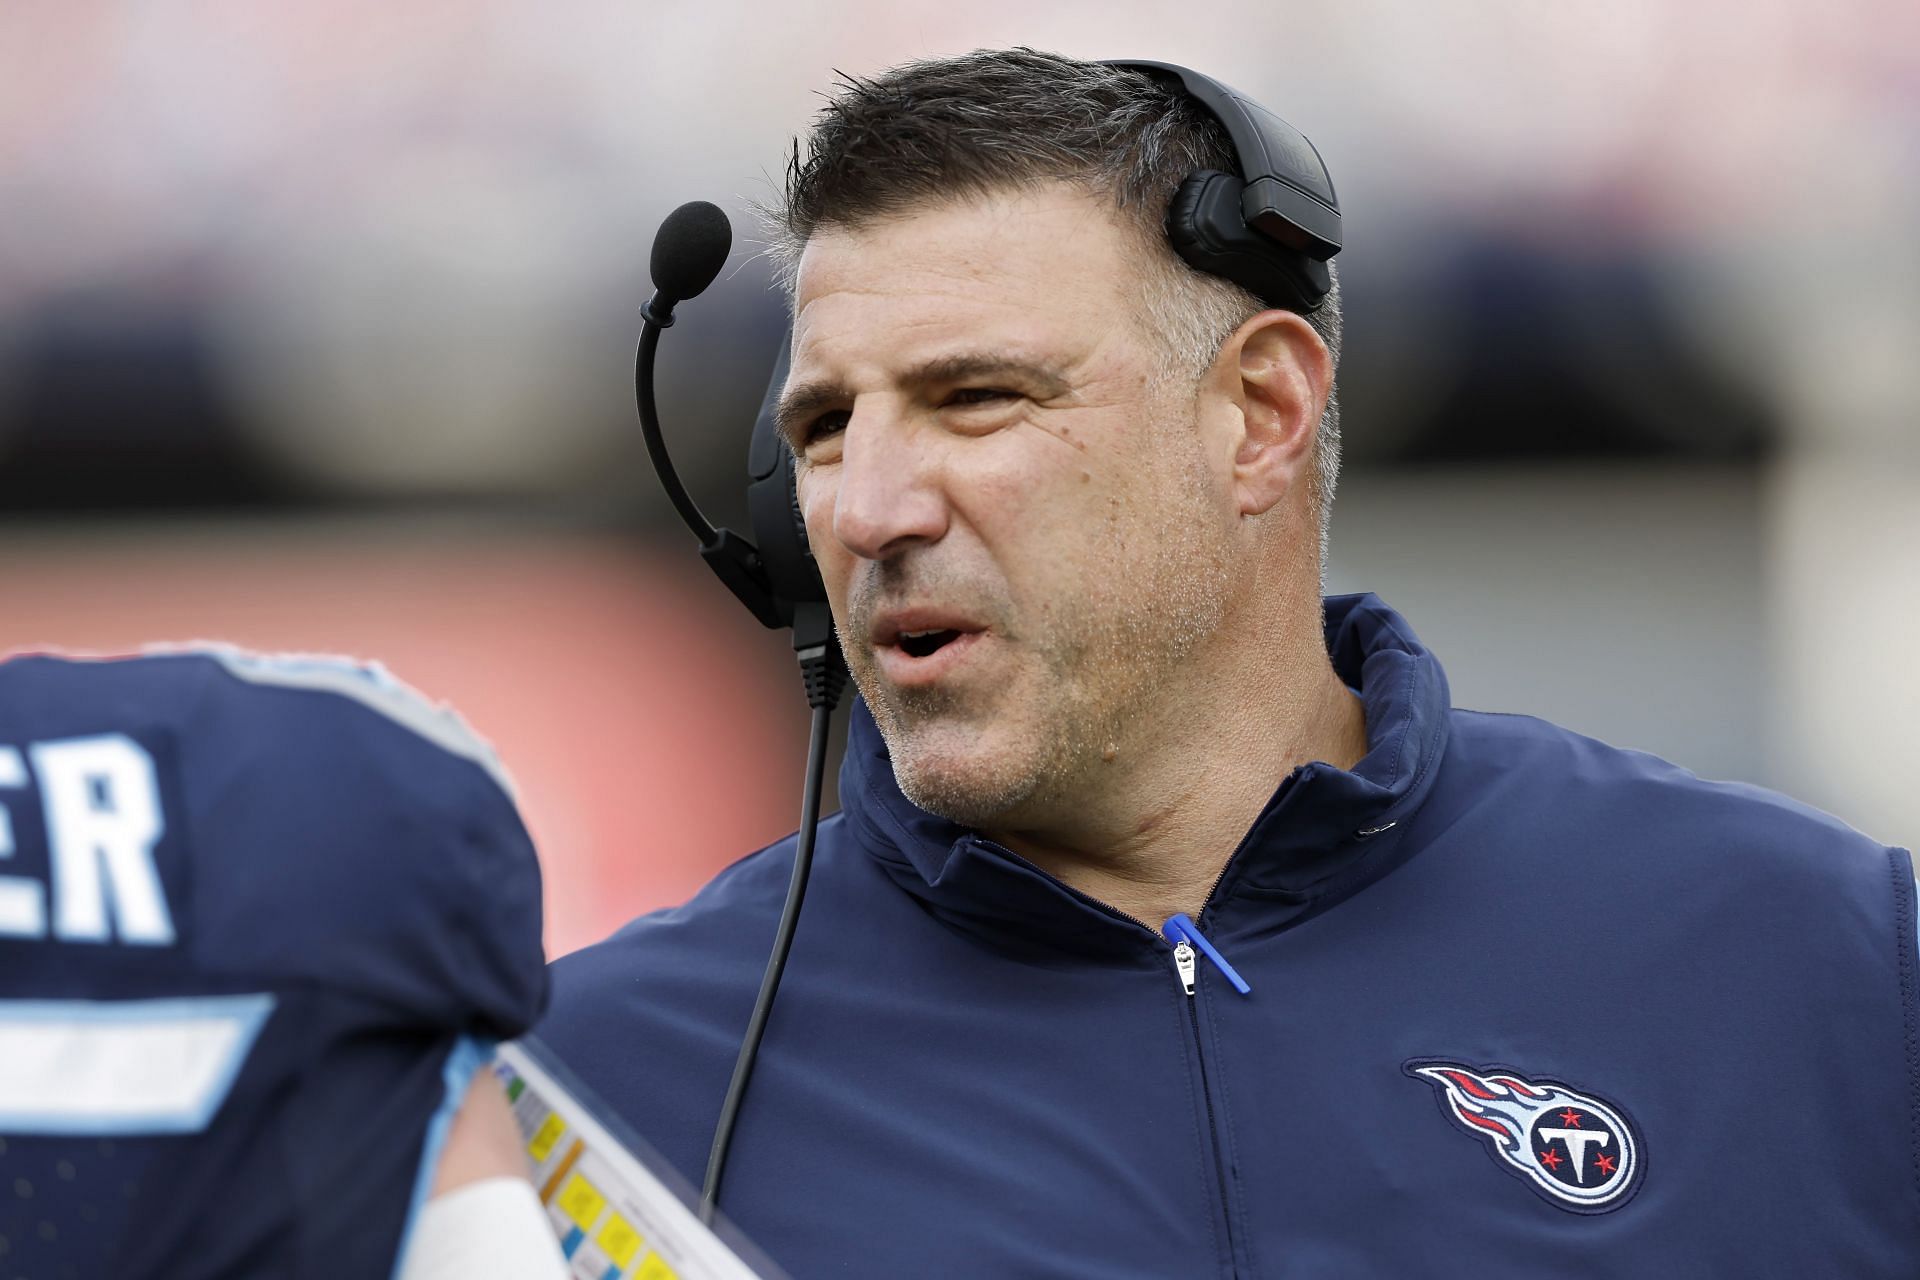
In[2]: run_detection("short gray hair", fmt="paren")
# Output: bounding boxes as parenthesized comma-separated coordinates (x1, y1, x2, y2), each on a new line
(767, 48, 1343, 570)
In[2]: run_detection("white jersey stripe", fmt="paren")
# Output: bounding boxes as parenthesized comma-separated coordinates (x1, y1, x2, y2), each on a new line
(0, 995, 275, 1133)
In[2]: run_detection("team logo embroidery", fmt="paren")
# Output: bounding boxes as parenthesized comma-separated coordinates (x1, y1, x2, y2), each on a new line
(1405, 1060, 1643, 1213)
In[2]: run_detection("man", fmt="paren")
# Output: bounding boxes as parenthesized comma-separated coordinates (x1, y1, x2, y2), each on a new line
(538, 49, 1920, 1275)
(0, 648, 566, 1278)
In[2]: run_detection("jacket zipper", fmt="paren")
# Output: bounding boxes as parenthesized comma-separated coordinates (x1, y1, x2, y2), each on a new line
(1164, 912, 1251, 1278)
(970, 838, 1250, 1274)
(1182, 983, 1239, 1277)
(1165, 913, 1251, 995)
(1173, 939, 1198, 995)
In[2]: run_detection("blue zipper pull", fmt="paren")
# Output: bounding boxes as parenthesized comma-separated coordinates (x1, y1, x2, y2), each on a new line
(1162, 913, 1252, 996)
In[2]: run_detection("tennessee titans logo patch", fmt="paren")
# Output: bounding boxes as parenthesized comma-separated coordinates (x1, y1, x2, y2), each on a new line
(1405, 1060, 1643, 1213)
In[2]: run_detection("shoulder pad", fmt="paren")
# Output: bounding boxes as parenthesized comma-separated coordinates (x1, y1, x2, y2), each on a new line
(155, 643, 518, 800)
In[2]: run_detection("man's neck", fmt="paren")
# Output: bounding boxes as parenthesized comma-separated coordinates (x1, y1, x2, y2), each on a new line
(988, 648, 1368, 931)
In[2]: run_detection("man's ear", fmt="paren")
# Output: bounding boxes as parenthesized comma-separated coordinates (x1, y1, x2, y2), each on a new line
(1207, 311, 1331, 518)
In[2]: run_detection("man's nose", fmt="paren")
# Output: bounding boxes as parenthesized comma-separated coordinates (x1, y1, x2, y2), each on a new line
(830, 416, 949, 562)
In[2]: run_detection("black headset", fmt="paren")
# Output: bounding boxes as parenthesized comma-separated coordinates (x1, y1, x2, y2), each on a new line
(633, 57, 1342, 1222)
(645, 58, 1342, 651)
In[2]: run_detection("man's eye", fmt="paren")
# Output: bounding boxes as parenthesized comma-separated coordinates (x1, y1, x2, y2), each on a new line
(944, 387, 1016, 408)
(803, 410, 850, 444)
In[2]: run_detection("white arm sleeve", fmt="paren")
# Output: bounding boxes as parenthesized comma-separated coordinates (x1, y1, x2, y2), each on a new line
(396, 1177, 569, 1280)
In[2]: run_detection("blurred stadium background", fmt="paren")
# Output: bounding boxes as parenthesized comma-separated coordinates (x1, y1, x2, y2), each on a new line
(1, 2, 1914, 956)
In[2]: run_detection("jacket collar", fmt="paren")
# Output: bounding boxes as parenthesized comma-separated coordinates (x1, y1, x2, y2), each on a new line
(839, 593, 1451, 956)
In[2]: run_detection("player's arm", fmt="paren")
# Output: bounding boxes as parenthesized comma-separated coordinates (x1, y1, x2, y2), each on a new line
(428, 1068, 541, 1197)
(397, 1070, 570, 1280)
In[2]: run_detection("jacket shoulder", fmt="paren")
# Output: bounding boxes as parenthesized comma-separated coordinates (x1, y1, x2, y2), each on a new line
(1445, 706, 1905, 883)
(532, 824, 832, 1183)
(544, 825, 813, 1015)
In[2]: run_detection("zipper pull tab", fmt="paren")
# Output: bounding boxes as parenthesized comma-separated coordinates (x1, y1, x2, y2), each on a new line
(1173, 940, 1197, 996)
(1162, 913, 1253, 997)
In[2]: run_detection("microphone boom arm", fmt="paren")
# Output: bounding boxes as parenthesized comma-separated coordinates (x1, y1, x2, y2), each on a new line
(634, 300, 789, 629)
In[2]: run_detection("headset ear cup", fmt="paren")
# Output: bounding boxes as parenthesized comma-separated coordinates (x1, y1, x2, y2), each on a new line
(1163, 169, 1328, 315)
(1164, 170, 1238, 274)
(785, 452, 811, 562)
(743, 330, 827, 614)
(746, 442, 826, 614)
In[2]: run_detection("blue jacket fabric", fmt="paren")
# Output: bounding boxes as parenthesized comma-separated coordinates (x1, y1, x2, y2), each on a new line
(0, 650, 548, 1279)
(539, 595, 1920, 1277)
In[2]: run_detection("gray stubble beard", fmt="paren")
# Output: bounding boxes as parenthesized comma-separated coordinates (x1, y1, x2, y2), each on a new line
(859, 436, 1233, 833)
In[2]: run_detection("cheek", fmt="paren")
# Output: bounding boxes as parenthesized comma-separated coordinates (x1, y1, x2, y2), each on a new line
(945, 465, 1056, 588)
(949, 457, 1137, 636)
(949, 429, 1109, 539)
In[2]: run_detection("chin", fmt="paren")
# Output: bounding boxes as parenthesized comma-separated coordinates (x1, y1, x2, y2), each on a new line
(885, 722, 1048, 829)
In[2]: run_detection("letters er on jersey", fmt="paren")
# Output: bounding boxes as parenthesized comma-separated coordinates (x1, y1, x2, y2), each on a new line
(0, 648, 548, 1278)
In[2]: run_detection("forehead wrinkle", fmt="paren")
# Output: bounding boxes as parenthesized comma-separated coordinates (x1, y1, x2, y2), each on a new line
(783, 194, 1142, 447)
(796, 199, 1118, 318)
(906, 351, 1070, 393)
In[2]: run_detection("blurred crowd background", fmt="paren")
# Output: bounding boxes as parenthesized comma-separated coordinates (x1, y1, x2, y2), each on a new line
(2, 1, 1914, 955)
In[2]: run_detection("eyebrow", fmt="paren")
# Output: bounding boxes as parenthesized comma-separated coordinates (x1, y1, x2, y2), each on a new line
(773, 352, 1073, 449)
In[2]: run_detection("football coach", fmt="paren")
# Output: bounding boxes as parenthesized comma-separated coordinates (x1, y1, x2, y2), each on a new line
(536, 48, 1920, 1276)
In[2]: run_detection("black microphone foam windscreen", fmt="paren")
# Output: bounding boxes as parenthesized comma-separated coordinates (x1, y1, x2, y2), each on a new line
(650, 201, 733, 303)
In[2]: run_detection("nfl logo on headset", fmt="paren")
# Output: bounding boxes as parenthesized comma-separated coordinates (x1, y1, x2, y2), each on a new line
(1406, 1060, 1644, 1213)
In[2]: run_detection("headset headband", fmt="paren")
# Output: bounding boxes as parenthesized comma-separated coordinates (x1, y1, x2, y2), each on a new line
(1101, 59, 1341, 314)
(1106, 59, 1341, 261)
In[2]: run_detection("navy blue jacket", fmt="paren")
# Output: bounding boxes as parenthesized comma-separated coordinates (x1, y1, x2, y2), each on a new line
(539, 595, 1920, 1277)
(0, 650, 548, 1279)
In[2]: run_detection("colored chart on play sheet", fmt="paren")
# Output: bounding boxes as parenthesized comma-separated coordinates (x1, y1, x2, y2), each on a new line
(496, 1041, 776, 1280)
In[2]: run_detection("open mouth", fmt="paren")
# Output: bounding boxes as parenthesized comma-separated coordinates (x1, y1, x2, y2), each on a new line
(896, 629, 962, 659)
(871, 610, 990, 687)
(870, 613, 986, 686)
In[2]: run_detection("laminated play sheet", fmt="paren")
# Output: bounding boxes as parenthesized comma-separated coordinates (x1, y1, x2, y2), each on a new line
(495, 1039, 783, 1280)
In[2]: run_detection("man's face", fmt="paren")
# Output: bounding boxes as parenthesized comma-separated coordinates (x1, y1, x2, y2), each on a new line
(783, 185, 1238, 829)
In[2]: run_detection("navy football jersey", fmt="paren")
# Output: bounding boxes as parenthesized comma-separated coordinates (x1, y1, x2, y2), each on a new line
(0, 649, 548, 1279)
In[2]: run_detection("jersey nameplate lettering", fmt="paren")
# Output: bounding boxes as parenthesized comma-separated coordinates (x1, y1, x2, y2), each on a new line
(0, 733, 175, 945)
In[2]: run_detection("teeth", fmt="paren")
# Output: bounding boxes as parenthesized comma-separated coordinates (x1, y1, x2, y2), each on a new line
(901, 629, 940, 639)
